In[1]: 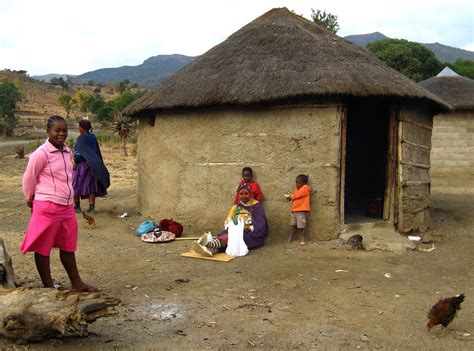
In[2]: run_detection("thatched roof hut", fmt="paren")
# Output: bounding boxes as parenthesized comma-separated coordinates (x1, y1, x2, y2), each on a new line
(420, 69, 474, 167)
(126, 8, 448, 240)
(125, 8, 445, 116)
(420, 72, 474, 110)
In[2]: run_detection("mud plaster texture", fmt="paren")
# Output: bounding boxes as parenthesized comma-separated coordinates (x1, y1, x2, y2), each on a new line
(137, 105, 342, 241)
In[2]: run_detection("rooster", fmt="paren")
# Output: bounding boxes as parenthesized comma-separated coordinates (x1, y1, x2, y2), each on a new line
(427, 293, 465, 335)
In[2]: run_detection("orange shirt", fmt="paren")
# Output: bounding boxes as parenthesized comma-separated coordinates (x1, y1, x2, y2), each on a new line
(290, 184, 312, 212)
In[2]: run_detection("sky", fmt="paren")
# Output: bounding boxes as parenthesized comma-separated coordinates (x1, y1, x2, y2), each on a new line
(0, 0, 472, 76)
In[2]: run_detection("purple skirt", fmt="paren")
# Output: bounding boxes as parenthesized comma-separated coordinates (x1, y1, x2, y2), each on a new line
(73, 162, 107, 199)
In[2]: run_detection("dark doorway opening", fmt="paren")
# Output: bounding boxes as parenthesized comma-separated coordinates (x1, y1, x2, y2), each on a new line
(344, 100, 390, 222)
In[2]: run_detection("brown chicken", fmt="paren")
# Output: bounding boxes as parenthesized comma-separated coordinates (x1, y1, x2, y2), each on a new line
(82, 211, 96, 229)
(427, 293, 465, 334)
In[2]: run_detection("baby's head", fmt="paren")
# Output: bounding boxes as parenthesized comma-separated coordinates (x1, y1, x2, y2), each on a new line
(242, 167, 253, 183)
(295, 174, 309, 189)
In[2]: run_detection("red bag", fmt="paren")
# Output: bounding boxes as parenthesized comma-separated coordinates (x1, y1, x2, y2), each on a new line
(159, 218, 183, 237)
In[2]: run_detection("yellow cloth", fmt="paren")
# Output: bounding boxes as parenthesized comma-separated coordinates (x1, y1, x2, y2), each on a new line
(225, 199, 258, 230)
(181, 251, 234, 261)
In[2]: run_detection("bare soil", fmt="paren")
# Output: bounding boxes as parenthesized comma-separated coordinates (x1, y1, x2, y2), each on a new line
(0, 140, 473, 350)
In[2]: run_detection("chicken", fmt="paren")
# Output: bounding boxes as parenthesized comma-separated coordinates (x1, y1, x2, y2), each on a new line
(82, 211, 96, 229)
(427, 294, 465, 334)
(346, 234, 364, 251)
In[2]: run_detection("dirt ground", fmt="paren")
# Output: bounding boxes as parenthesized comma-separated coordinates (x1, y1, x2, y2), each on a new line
(0, 139, 473, 350)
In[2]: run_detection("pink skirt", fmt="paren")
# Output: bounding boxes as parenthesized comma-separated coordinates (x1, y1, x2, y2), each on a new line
(21, 200, 78, 256)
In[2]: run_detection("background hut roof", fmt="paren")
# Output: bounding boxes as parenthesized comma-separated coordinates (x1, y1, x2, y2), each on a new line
(419, 75, 474, 110)
(125, 7, 447, 116)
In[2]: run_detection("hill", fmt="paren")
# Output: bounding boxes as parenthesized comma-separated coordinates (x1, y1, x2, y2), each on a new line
(422, 42, 474, 63)
(31, 73, 76, 82)
(344, 32, 388, 47)
(344, 32, 474, 63)
(73, 54, 195, 87)
(0, 70, 119, 135)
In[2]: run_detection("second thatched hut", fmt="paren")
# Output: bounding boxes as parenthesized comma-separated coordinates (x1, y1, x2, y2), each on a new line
(419, 67, 474, 167)
(125, 8, 447, 240)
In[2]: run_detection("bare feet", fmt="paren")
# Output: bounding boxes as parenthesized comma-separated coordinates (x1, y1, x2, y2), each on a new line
(71, 282, 98, 292)
(300, 241, 306, 246)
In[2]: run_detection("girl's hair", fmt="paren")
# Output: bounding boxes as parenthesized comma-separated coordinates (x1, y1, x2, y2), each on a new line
(46, 115, 66, 131)
(79, 119, 93, 133)
(296, 174, 309, 184)
(242, 167, 253, 175)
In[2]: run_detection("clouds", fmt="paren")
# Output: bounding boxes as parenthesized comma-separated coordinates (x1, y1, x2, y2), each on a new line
(0, 0, 472, 75)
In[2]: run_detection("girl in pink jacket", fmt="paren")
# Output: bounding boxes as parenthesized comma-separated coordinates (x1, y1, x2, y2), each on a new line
(22, 115, 96, 292)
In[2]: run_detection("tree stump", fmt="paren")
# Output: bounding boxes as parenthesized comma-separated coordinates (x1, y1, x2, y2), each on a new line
(0, 288, 120, 341)
(0, 239, 15, 289)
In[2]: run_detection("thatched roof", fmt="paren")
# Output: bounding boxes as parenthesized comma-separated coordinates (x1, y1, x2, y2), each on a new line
(419, 74, 474, 110)
(125, 8, 448, 116)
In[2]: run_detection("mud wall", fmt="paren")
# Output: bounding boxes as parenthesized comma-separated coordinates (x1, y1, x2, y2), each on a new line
(397, 104, 433, 233)
(137, 105, 342, 241)
(431, 111, 474, 167)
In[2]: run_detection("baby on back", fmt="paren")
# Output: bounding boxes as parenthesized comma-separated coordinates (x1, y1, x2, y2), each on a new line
(234, 167, 263, 204)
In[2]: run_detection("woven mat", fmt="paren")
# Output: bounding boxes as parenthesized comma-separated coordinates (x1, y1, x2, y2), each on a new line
(181, 251, 234, 262)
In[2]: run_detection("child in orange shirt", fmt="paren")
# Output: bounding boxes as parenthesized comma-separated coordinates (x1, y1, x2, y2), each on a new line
(285, 174, 312, 245)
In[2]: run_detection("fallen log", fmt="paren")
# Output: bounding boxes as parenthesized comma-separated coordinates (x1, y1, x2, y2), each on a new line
(0, 239, 15, 289)
(0, 288, 120, 341)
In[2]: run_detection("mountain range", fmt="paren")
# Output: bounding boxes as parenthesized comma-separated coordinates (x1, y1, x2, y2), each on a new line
(345, 32, 474, 63)
(32, 33, 473, 87)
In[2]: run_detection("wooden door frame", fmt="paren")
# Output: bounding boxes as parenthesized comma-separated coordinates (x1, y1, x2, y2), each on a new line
(339, 101, 398, 227)
(338, 105, 347, 231)
(383, 104, 399, 222)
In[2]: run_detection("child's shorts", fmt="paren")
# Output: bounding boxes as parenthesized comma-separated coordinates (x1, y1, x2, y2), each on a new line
(290, 211, 309, 229)
(21, 200, 78, 256)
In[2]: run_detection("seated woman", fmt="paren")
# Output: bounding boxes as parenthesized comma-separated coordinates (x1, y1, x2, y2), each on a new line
(193, 184, 269, 256)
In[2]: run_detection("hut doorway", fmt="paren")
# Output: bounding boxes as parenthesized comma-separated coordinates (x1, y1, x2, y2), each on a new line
(343, 101, 390, 223)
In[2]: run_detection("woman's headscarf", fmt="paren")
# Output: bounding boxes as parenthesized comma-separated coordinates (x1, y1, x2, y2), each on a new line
(237, 183, 252, 194)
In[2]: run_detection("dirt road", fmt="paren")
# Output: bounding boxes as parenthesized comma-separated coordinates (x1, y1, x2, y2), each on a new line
(0, 142, 472, 350)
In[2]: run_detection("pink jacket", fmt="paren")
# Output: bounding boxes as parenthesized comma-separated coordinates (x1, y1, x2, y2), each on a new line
(23, 140, 74, 206)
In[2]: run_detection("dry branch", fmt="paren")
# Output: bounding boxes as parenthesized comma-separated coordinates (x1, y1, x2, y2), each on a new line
(0, 239, 15, 289)
(0, 288, 120, 341)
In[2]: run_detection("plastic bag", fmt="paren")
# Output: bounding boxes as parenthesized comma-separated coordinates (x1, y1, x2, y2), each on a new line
(225, 218, 249, 257)
(135, 220, 156, 236)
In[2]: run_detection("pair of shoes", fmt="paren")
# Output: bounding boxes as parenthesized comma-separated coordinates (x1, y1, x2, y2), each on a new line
(192, 241, 213, 257)
(197, 232, 212, 246)
(74, 205, 81, 213)
(86, 206, 96, 214)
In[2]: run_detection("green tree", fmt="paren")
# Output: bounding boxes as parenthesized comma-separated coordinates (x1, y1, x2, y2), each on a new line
(448, 60, 474, 79)
(95, 90, 145, 121)
(87, 93, 105, 114)
(50, 77, 69, 90)
(72, 91, 93, 116)
(114, 79, 130, 94)
(310, 8, 339, 33)
(0, 83, 21, 136)
(367, 39, 443, 82)
(58, 94, 73, 118)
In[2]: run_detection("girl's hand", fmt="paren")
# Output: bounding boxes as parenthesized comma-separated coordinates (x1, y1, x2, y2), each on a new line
(26, 200, 33, 208)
